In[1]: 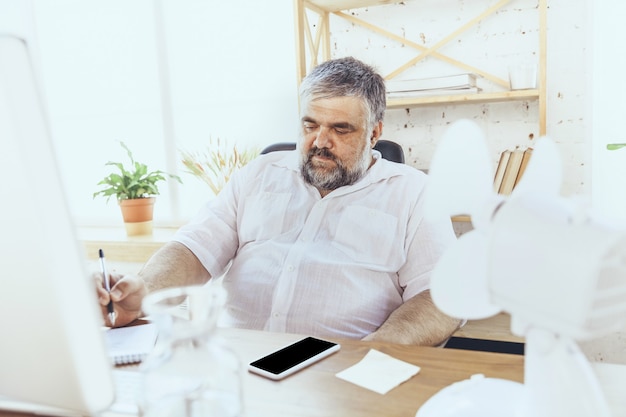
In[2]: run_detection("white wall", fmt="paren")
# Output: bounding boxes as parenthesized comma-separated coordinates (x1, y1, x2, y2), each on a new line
(589, 1, 626, 226)
(11, 0, 599, 223)
(28, 0, 299, 225)
(323, 0, 588, 198)
(578, 0, 626, 364)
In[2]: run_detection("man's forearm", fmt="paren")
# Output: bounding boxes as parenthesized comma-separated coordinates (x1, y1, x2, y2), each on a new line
(365, 290, 461, 346)
(139, 241, 212, 294)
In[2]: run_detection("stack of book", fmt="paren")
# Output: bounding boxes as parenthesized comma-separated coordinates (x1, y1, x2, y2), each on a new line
(493, 147, 533, 195)
(386, 73, 480, 98)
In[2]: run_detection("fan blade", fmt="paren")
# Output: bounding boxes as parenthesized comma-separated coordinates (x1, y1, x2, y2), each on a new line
(511, 136, 562, 197)
(430, 230, 501, 320)
(424, 119, 494, 221)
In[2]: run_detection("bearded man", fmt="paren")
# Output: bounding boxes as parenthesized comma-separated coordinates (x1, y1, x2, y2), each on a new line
(97, 57, 460, 346)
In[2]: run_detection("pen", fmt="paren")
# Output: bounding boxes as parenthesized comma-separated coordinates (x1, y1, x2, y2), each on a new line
(99, 249, 117, 327)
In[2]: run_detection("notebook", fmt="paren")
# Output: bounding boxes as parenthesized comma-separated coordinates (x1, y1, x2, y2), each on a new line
(105, 323, 158, 365)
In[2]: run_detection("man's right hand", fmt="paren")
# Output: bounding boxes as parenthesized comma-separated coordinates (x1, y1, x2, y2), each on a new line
(95, 272, 148, 327)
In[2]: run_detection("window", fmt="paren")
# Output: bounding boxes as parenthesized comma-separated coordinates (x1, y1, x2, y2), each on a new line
(31, 0, 299, 226)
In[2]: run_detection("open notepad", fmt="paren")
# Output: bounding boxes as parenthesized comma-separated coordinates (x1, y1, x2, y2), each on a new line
(104, 323, 158, 365)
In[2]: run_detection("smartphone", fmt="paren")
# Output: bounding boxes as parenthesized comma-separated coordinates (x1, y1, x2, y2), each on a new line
(248, 336, 340, 380)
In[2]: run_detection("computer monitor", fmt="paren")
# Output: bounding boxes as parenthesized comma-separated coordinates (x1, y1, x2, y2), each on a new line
(0, 34, 115, 415)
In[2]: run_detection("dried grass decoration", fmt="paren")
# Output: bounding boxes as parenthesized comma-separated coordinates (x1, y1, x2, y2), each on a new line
(180, 138, 259, 195)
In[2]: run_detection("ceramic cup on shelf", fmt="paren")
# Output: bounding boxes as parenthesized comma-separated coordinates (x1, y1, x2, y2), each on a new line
(508, 63, 538, 90)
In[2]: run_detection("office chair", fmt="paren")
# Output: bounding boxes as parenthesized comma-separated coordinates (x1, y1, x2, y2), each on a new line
(374, 140, 405, 164)
(260, 142, 297, 154)
(260, 140, 405, 164)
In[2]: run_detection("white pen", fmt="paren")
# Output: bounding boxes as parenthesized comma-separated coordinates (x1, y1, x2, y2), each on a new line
(99, 249, 117, 326)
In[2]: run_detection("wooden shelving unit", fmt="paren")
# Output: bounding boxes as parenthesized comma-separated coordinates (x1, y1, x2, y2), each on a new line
(294, 0, 547, 224)
(293, 0, 547, 135)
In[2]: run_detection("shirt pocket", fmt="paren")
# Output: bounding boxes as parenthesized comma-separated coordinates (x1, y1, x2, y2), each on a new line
(331, 205, 400, 267)
(239, 192, 291, 242)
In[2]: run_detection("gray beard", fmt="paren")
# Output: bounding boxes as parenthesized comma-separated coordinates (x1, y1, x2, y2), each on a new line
(300, 147, 368, 191)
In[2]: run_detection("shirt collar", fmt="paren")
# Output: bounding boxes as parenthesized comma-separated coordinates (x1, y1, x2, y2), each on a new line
(271, 147, 405, 195)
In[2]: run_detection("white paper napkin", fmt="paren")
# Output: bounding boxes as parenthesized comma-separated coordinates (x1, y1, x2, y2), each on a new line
(335, 349, 421, 394)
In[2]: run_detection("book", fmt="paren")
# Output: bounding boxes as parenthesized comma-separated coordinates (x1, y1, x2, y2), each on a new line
(498, 148, 525, 195)
(513, 147, 533, 187)
(386, 87, 481, 99)
(493, 150, 511, 192)
(386, 73, 478, 93)
(105, 322, 158, 365)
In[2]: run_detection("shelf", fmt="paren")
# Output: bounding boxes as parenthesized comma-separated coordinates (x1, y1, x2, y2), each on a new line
(294, 0, 547, 134)
(304, 0, 400, 13)
(386, 89, 540, 109)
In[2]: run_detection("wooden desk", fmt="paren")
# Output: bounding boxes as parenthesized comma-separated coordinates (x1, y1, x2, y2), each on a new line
(0, 328, 524, 417)
(5, 327, 626, 416)
(455, 313, 524, 343)
(223, 328, 524, 417)
(226, 329, 626, 417)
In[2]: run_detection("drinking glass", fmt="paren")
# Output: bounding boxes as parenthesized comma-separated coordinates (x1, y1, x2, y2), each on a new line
(139, 284, 243, 417)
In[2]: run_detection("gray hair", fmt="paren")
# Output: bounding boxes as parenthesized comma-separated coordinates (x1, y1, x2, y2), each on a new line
(299, 57, 386, 130)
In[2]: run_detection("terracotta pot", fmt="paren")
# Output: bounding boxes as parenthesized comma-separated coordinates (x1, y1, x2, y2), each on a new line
(119, 197, 155, 236)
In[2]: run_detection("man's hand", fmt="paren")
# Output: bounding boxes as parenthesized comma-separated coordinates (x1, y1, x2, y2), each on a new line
(93, 241, 211, 327)
(95, 272, 147, 327)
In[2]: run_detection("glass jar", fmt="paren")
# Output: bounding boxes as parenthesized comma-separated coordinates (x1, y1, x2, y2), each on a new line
(139, 284, 243, 417)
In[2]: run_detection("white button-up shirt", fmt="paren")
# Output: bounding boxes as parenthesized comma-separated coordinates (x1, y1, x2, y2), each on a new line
(174, 149, 456, 339)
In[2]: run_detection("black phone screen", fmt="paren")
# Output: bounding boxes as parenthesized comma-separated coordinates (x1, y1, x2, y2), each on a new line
(249, 337, 338, 375)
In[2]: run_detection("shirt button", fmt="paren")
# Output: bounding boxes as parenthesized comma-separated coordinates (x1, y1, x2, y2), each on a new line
(286, 265, 295, 272)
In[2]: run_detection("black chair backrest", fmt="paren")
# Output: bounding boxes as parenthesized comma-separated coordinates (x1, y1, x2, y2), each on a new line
(374, 140, 405, 164)
(260, 140, 405, 164)
(260, 142, 297, 154)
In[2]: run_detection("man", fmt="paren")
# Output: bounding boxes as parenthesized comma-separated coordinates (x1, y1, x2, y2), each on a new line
(98, 57, 460, 346)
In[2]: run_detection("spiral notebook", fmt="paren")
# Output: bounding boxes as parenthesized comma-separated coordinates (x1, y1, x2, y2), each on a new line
(105, 323, 158, 365)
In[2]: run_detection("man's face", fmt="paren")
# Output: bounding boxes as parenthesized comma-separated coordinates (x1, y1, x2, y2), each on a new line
(299, 96, 381, 193)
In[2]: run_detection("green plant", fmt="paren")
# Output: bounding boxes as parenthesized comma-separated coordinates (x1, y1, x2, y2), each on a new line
(180, 138, 258, 195)
(607, 143, 626, 151)
(93, 141, 182, 202)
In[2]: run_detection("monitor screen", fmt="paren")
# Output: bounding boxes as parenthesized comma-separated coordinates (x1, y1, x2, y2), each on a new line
(0, 34, 115, 415)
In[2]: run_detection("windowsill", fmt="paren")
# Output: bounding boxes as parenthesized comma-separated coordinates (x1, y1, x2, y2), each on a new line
(78, 226, 179, 263)
(78, 227, 521, 345)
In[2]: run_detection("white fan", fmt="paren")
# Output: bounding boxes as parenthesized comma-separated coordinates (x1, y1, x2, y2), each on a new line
(417, 119, 626, 417)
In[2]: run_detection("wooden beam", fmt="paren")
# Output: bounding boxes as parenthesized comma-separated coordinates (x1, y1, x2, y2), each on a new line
(335, 11, 509, 87)
(385, 0, 512, 80)
(538, 0, 547, 136)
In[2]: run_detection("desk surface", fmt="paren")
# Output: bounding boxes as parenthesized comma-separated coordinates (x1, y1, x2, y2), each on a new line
(0, 328, 524, 417)
(456, 312, 522, 343)
(225, 328, 524, 417)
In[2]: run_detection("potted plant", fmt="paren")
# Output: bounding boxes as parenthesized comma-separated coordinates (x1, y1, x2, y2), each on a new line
(93, 141, 181, 236)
